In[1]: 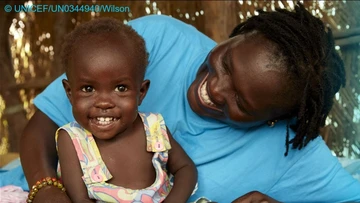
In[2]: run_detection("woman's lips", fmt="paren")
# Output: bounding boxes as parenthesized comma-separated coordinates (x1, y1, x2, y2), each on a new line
(200, 81, 215, 107)
(197, 74, 222, 112)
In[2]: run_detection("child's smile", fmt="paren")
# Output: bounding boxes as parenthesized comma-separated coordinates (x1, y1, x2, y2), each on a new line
(62, 32, 149, 140)
(89, 116, 120, 131)
(93, 117, 118, 125)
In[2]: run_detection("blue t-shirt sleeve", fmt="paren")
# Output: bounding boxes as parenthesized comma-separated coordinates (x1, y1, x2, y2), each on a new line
(127, 15, 215, 73)
(268, 138, 360, 202)
(33, 74, 74, 127)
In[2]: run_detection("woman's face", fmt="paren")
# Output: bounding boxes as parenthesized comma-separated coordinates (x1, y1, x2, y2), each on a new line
(187, 33, 297, 124)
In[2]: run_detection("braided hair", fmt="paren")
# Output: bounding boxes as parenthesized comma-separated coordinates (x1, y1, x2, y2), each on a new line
(229, 2, 346, 156)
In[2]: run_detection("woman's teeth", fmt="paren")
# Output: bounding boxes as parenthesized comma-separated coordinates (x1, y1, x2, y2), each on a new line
(200, 81, 215, 106)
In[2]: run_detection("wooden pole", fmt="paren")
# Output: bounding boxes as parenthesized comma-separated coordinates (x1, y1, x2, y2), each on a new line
(335, 35, 360, 47)
(0, 0, 28, 152)
(333, 28, 360, 40)
(201, 1, 239, 43)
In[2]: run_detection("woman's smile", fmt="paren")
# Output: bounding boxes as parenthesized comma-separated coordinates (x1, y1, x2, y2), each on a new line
(198, 73, 221, 111)
(188, 33, 298, 123)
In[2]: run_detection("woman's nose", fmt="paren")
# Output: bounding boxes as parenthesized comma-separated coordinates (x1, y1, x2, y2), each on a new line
(207, 52, 232, 105)
(207, 75, 228, 106)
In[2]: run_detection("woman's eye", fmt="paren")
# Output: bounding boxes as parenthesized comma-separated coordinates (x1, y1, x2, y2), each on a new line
(235, 94, 252, 116)
(81, 86, 94, 92)
(116, 85, 128, 92)
(221, 57, 230, 74)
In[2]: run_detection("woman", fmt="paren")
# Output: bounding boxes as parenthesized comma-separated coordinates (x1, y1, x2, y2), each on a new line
(20, 3, 360, 203)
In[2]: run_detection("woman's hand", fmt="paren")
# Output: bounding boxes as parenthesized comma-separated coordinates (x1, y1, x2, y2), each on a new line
(33, 186, 71, 203)
(232, 191, 281, 203)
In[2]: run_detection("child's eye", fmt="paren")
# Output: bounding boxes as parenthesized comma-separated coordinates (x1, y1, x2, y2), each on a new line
(116, 85, 128, 92)
(81, 86, 94, 92)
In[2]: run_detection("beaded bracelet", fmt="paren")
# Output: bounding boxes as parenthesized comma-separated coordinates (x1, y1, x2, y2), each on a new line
(26, 177, 66, 203)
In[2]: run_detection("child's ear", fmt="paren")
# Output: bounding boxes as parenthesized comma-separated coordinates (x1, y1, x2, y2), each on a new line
(62, 79, 73, 104)
(138, 79, 150, 106)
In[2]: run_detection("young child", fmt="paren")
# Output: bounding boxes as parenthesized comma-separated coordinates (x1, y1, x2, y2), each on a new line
(55, 18, 197, 203)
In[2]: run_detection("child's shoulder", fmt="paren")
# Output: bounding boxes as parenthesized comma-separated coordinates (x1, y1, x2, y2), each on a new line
(138, 112, 166, 123)
(58, 121, 83, 131)
(57, 121, 89, 139)
(138, 111, 162, 117)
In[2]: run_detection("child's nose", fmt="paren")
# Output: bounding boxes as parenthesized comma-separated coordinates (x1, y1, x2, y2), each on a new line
(94, 93, 115, 110)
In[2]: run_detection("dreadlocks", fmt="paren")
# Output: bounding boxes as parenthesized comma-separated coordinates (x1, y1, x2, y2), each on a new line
(229, 2, 346, 156)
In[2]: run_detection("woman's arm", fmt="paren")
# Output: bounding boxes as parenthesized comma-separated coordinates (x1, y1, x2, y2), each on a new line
(231, 191, 279, 203)
(57, 129, 95, 203)
(164, 127, 198, 203)
(19, 110, 71, 203)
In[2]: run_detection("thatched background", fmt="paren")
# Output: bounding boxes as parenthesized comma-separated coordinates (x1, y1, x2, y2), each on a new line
(0, 0, 359, 158)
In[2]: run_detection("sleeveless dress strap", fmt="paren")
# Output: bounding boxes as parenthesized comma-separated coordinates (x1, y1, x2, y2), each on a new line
(139, 112, 172, 152)
(55, 122, 113, 184)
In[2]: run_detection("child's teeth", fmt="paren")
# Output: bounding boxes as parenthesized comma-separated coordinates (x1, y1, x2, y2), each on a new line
(96, 117, 114, 125)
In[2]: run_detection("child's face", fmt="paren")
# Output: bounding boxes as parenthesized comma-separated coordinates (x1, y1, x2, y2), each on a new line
(63, 33, 149, 140)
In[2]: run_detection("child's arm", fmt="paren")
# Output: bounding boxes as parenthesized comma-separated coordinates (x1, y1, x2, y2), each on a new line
(57, 129, 95, 203)
(164, 127, 198, 203)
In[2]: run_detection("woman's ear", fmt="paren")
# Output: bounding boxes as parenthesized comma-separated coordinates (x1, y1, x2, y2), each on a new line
(138, 79, 150, 106)
(62, 79, 73, 104)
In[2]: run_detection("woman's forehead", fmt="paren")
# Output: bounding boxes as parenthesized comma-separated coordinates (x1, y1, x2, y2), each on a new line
(231, 35, 280, 72)
(228, 35, 297, 116)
